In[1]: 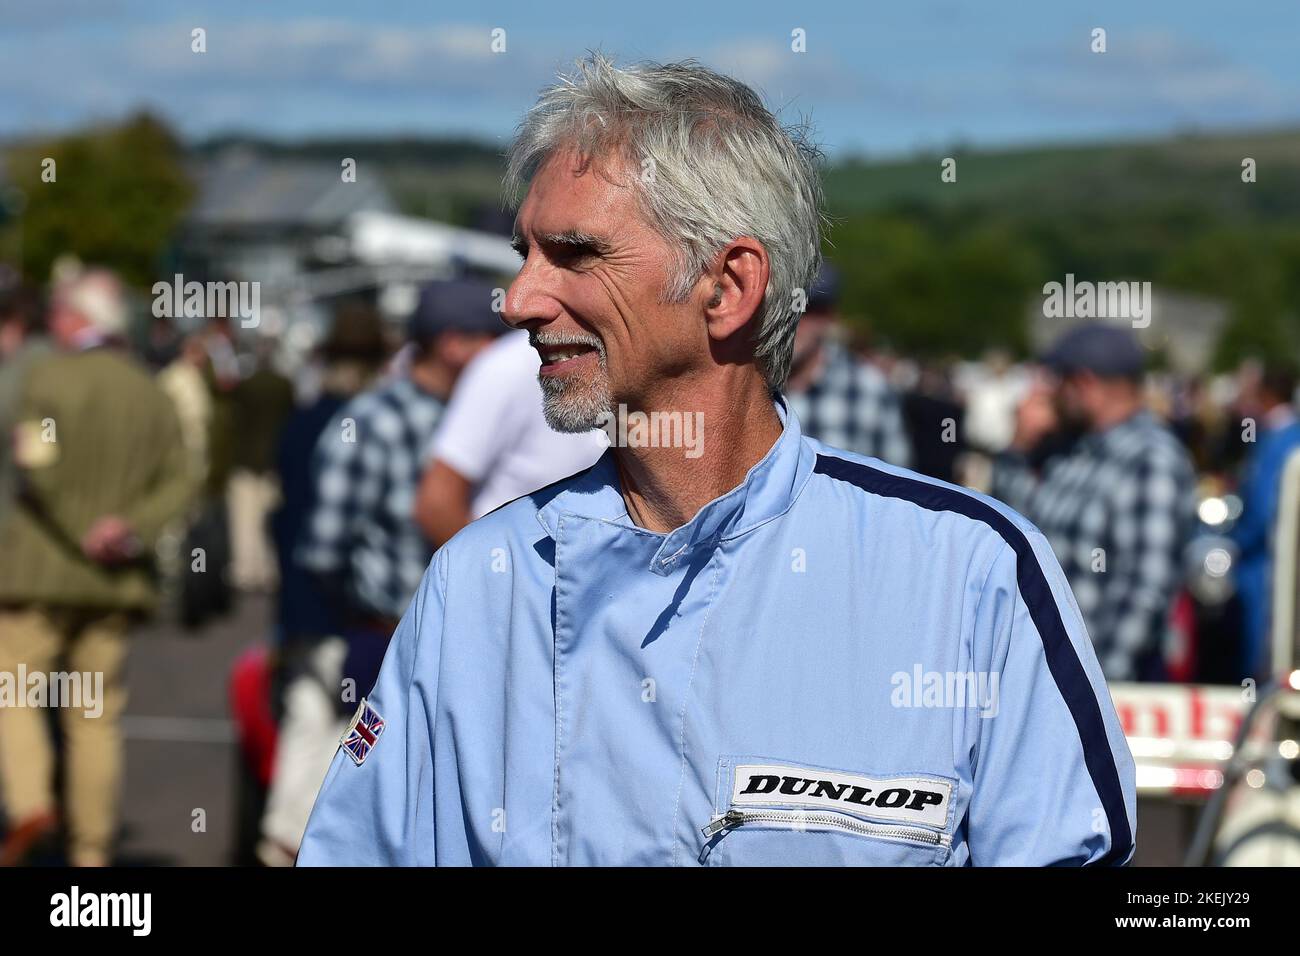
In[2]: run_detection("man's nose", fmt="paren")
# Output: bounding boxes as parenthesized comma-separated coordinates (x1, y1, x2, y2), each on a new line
(501, 262, 556, 331)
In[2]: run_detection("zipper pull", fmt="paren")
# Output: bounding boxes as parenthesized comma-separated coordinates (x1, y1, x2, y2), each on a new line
(701, 810, 745, 838)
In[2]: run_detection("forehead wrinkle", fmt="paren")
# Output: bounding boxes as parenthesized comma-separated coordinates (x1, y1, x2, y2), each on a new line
(519, 149, 640, 230)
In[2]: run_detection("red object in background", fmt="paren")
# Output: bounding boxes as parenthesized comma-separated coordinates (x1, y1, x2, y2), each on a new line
(228, 644, 278, 787)
(1166, 590, 1197, 683)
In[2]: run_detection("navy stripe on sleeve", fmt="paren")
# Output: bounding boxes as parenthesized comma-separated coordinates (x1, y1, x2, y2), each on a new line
(814, 454, 1133, 865)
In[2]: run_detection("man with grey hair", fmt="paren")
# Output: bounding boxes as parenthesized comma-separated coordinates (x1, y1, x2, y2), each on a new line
(301, 55, 1134, 867)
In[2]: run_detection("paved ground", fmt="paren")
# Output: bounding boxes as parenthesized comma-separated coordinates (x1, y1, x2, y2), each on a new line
(116, 593, 269, 867)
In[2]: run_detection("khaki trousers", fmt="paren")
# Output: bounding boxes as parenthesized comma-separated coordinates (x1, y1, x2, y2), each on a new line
(227, 470, 281, 591)
(0, 607, 130, 866)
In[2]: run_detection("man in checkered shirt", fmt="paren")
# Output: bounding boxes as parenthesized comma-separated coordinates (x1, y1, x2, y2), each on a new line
(298, 281, 502, 638)
(991, 323, 1197, 682)
(257, 281, 501, 864)
(784, 264, 911, 467)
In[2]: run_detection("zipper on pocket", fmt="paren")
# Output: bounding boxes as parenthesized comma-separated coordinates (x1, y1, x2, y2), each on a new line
(702, 808, 949, 847)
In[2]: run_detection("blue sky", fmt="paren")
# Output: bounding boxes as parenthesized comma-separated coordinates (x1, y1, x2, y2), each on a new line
(2, 0, 1297, 156)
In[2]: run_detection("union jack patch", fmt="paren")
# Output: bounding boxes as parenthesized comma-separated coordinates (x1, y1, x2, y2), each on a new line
(341, 698, 386, 766)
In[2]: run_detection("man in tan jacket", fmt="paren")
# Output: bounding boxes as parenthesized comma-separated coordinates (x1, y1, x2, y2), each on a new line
(0, 269, 193, 866)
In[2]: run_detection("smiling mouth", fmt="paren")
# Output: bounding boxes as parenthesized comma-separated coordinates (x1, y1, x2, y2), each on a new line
(537, 341, 600, 376)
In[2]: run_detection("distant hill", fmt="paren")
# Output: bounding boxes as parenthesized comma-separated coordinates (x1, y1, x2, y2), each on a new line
(817, 126, 1300, 364)
(824, 126, 1300, 224)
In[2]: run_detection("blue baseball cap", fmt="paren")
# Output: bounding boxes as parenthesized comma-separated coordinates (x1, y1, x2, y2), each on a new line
(408, 278, 506, 345)
(1041, 322, 1145, 379)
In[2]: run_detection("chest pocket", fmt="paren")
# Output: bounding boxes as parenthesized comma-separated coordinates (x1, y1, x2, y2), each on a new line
(700, 756, 955, 867)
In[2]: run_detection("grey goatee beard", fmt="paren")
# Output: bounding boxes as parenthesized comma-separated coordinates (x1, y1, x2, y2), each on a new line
(532, 330, 611, 433)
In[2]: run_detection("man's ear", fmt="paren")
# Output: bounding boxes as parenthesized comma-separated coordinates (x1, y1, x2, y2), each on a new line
(702, 237, 770, 344)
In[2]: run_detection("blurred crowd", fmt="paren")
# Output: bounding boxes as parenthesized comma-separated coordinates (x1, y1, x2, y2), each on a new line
(797, 264, 1298, 691)
(0, 260, 1296, 866)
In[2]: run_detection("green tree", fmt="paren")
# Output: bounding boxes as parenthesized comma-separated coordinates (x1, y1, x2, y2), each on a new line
(1161, 227, 1300, 370)
(827, 215, 1041, 357)
(1213, 307, 1297, 371)
(2, 112, 194, 288)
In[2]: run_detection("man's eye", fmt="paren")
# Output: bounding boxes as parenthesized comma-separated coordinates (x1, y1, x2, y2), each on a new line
(555, 245, 597, 264)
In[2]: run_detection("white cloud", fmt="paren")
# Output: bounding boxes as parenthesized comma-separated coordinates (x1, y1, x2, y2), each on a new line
(1014, 29, 1290, 119)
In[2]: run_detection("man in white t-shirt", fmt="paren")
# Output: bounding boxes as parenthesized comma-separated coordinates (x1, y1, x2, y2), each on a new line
(415, 329, 607, 546)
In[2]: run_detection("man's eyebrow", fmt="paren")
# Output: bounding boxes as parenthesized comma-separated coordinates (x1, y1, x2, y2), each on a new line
(537, 229, 612, 255)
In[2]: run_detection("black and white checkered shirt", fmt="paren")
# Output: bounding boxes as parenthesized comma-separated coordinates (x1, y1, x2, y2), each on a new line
(991, 411, 1197, 681)
(298, 376, 445, 621)
(785, 341, 911, 467)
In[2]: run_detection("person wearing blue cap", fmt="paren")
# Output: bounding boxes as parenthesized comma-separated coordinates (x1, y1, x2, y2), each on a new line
(296, 279, 503, 643)
(992, 321, 1196, 682)
(258, 280, 501, 865)
(784, 263, 911, 467)
(297, 279, 502, 650)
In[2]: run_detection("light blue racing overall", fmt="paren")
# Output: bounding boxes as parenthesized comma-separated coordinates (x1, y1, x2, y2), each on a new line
(300, 400, 1136, 866)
